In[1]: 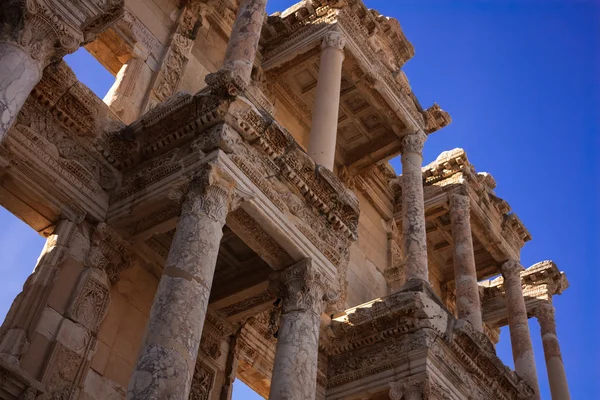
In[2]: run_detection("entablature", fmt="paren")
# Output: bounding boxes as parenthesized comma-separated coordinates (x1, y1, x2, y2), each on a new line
(260, 0, 451, 173)
(480, 260, 569, 328)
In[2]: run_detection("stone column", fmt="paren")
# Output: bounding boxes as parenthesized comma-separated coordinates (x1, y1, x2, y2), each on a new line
(127, 166, 235, 400)
(0, 42, 43, 140)
(268, 259, 336, 400)
(104, 45, 152, 124)
(401, 131, 429, 282)
(502, 260, 540, 400)
(209, 0, 267, 91)
(449, 194, 483, 331)
(0, 0, 124, 141)
(307, 31, 346, 171)
(534, 302, 570, 400)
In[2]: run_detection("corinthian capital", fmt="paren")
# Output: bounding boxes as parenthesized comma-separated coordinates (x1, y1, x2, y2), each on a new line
(501, 259, 524, 280)
(401, 131, 427, 155)
(534, 302, 556, 331)
(182, 163, 236, 222)
(450, 193, 470, 212)
(277, 259, 338, 315)
(0, 0, 124, 66)
(321, 31, 346, 51)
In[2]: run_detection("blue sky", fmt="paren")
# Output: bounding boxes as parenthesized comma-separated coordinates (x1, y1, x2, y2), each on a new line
(0, 0, 597, 398)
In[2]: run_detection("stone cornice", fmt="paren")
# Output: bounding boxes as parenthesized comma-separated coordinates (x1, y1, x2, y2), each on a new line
(480, 260, 569, 327)
(261, 1, 451, 137)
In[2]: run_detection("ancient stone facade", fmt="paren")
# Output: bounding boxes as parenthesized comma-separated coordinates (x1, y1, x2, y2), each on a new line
(0, 0, 569, 399)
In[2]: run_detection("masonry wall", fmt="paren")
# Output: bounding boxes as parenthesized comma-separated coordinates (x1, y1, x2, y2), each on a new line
(345, 191, 389, 308)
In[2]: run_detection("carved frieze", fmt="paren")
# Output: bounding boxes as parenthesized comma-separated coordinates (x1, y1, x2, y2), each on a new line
(67, 268, 110, 332)
(189, 359, 215, 400)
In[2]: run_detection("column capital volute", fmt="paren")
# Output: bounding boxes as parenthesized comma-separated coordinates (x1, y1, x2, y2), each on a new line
(321, 30, 346, 52)
(450, 193, 471, 212)
(401, 131, 428, 155)
(533, 302, 556, 329)
(182, 163, 237, 222)
(501, 259, 524, 280)
(274, 258, 339, 315)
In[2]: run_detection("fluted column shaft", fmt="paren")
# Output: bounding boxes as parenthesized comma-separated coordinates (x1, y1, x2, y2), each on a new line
(221, 0, 268, 87)
(269, 259, 335, 400)
(534, 302, 570, 400)
(127, 167, 234, 400)
(401, 132, 428, 282)
(307, 31, 346, 171)
(449, 194, 483, 331)
(502, 260, 540, 400)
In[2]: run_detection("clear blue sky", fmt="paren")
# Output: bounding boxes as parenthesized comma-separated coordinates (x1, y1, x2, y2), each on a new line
(0, 0, 597, 398)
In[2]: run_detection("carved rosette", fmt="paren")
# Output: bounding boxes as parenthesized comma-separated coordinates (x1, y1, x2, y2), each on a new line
(278, 259, 338, 316)
(401, 131, 427, 156)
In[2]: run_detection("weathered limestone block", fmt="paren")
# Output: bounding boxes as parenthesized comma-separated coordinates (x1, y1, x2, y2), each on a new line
(534, 302, 570, 400)
(400, 132, 428, 282)
(269, 259, 337, 400)
(502, 260, 540, 400)
(449, 194, 483, 331)
(127, 165, 235, 400)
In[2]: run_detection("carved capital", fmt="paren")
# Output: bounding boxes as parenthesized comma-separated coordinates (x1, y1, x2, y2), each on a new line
(277, 259, 338, 315)
(86, 223, 134, 284)
(321, 31, 346, 52)
(1, 0, 124, 67)
(389, 378, 423, 400)
(501, 259, 524, 281)
(401, 131, 427, 155)
(533, 302, 556, 332)
(183, 163, 236, 223)
(450, 193, 470, 213)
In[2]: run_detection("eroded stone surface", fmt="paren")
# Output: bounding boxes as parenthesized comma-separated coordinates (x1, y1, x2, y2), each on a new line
(534, 302, 570, 400)
(0, 43, 41, 141)
(502, 260, 540, 400)
(401, 132, 429, 282)
(127, 167, 234, 399)
(449, 194, 483, 331)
